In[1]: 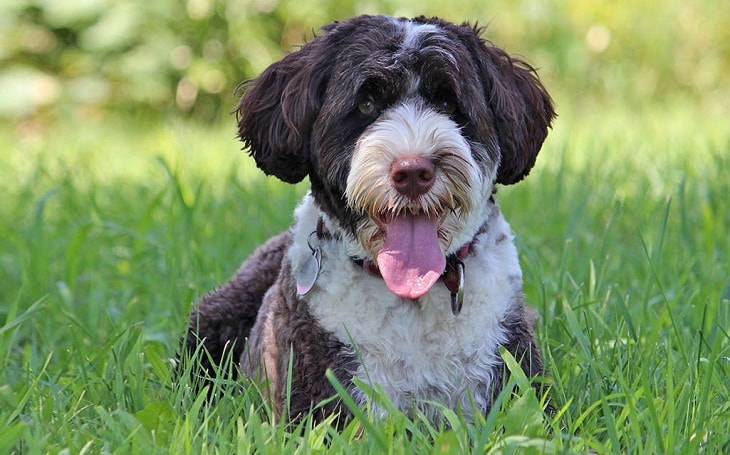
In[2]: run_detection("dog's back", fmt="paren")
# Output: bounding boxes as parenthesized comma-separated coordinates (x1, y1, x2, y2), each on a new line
(181, 232, 290, 381)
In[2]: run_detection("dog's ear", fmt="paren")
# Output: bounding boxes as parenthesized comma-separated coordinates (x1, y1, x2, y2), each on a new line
(475, 37, 556, 185)
(235, 36, 332, 183)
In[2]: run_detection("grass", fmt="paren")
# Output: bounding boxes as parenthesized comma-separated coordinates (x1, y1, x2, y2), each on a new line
(1, 99, 728, 453)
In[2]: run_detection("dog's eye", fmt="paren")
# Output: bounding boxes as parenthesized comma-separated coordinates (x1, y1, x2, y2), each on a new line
(357, 98, 377, 116)
(438, 99, 457, 115)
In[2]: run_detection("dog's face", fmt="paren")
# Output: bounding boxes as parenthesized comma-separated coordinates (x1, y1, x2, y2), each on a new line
(236, 15, 554, 299)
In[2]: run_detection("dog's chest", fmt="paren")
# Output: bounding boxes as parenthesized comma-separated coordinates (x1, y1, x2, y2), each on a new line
(303, 234, 521, 416)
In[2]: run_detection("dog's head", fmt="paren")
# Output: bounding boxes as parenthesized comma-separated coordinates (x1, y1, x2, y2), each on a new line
(236, 15, 555, 299)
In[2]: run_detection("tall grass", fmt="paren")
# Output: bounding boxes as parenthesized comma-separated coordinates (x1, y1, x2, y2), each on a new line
(1, 101, 728, 453)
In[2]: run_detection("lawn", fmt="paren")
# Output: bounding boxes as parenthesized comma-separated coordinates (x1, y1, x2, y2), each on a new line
(1, 97, 728, 453)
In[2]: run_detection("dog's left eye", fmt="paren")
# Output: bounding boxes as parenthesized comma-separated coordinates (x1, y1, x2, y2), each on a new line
(357, 98, 377, 116)
(437, 99, 457, 115)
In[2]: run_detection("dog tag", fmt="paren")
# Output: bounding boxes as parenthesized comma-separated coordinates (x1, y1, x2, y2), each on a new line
(450, 261, 465, 316)
(296, 232, 321, 297)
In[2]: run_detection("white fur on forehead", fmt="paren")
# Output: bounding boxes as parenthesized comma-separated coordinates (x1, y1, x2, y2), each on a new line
(396, 19, 442, 49)
(394, 19, 461, 68)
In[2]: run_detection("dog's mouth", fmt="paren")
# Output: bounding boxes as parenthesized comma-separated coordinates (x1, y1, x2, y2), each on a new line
(375, 212, 445, 300)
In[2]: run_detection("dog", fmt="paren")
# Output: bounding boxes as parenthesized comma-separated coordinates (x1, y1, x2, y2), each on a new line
(182, 14, 555, 424)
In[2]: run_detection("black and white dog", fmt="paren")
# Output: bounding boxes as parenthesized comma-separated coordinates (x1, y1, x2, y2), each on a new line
(183, 15, 555, 424)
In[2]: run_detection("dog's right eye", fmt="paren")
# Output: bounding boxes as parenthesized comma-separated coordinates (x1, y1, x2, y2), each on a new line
(438, 99, 457, 116)
(357, 98, 377, 116)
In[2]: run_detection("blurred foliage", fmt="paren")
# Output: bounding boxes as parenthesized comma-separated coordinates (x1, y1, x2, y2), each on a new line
(1, 0, 728, 122)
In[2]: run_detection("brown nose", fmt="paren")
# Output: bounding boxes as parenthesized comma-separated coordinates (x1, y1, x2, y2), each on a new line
(390, 156, 435, 199)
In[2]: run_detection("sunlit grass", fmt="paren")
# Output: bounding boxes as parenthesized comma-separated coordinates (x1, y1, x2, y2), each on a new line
(1, 100, 728, 453)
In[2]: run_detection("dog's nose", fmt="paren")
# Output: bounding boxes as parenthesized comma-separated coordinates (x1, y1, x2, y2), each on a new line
(390, 156, 435, 199)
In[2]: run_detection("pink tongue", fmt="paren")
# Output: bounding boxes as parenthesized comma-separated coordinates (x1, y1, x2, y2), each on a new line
(376, 214, 445, 299)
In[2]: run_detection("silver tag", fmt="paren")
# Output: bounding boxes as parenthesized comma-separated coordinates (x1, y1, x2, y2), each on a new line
(450, 261, 465, 316)
(296, 232, 321, 297)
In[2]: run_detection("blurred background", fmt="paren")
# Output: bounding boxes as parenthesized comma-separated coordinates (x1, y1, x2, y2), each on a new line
(1, 0, 728, 125)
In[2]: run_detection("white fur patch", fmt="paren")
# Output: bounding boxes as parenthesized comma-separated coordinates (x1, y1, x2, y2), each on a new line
(289, 195, 523, 420)
(399, 20, 441, 50)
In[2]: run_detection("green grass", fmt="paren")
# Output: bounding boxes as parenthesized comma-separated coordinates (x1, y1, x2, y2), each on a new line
(1, 100, 728, 453)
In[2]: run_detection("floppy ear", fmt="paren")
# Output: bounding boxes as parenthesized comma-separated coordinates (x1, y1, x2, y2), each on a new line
(235, 35, 332, 183)
(477, 42, 556, 185)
